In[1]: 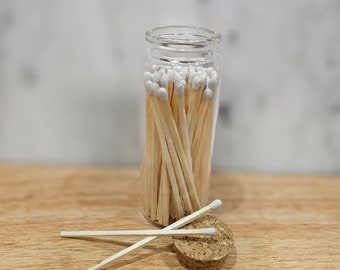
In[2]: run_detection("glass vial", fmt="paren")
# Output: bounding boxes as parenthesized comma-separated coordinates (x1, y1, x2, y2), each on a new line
(141, 26, 222, 226)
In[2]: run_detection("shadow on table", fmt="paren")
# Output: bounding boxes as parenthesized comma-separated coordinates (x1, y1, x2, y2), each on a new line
(68, 236, 174, 269)
(224, 245, 237, 269)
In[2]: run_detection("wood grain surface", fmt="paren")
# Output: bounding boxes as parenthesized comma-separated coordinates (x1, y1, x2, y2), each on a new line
(0, 164, 339, 269)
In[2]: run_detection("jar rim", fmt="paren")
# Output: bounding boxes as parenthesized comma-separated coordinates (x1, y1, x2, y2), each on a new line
(145, 25, 221, 46)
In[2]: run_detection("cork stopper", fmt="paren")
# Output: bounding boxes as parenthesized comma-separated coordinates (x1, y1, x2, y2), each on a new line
(173, 215, 234, 270)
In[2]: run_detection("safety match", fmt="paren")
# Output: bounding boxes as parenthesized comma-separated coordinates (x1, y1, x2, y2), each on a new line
(60, 228, 215, 237)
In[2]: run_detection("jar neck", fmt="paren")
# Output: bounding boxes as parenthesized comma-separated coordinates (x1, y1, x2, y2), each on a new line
(147, 47, 218, 66)
(145, 26, 221, 66)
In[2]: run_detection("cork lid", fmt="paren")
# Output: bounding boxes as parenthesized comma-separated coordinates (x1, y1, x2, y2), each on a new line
(173, 215, 234, 270)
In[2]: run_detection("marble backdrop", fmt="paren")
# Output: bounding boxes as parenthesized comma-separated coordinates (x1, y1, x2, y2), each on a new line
(0, 0, 339, 174)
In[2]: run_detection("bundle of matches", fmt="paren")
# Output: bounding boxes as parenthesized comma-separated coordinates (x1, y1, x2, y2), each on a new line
(141, 64, 219, 226)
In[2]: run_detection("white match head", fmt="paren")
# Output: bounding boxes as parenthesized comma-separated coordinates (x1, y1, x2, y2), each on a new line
(160, 74, 169, 88)
(210, 70, 218, 77)
(157, 87, 168, 101)
(173, 72, 182, 84)
(206, 67, 214, 75)
(175, 79, 186, 96)
(182, 67, 189, 74)
(209, 199, 222, 209)
(179, 70, 188, 80)
(144, 71, 152, 82)
(173, 66, 182, 72)
(208, 76, 219, 91)
(152, 71, 161, 82)
(201, 228, 216, 235)
(196, 66, 205, 72)
(144, 80, 156, 94)
(188, 71, 197, 83)
(167, 69, 176, 81)
(204, 88, 214, 100)
(192, 75, 205, 90)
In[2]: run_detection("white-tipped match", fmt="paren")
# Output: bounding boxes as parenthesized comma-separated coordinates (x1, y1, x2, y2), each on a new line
(173, 66, 182, 72)
(179, 70, 188, 80)
(157, 87, 168, 101)
(201, 72, 207, 82)
(173, 72, 182, 84)
(201, 228, 216, 235)
(60, 228, 215, 237)
(182, 67, 189, 74)
(145, 80, 155, 94)
(188, 71, 197, 83)
(167, 69, 176, 81)
(209, 199, 222, 209)
(152, 71, 161, 82)
(203, 88, 214, 100)
(192, 75, 205, 90)
(160, 74, 169, 88)
(210, 70, 218, 78)
(206, 67, 214, 73)
(144, 71, 152, 82)
(175, 79, 186, 96)
(208, 76, 218, 91)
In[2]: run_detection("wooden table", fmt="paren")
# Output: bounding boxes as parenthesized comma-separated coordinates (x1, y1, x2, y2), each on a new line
(0, 164, 339, 269)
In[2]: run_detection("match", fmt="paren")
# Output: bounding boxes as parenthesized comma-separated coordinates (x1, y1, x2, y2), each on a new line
(60, 228, 216, 237)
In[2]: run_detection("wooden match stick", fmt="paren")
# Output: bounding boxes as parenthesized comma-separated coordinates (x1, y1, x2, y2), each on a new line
(60, 228, 215, 237)
(197, 98, 214, 203)
(191, 88, 213, 150)
(143, 80, 161, 219)
(192, 85, 216, 203)
(185, 69, 196, 112)
(187, 73, 206, 145)
(156, 160, 170, 226)
(87, 199, 222, 270)
(148, 87, 184, 219)
(156, 87, 201, 212)
(199, 73, 219, 185)
(154, 87, 194, 214)
(175, 79, 192, 171)
(191, 88, 214, 170)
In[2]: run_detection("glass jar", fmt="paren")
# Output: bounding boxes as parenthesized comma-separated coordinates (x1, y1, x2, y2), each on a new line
(141, 26, 222, 226)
